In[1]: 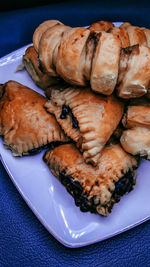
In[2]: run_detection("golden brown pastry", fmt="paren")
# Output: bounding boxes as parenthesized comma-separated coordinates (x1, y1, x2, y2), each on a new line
(32, 19, 150, 98)
(33, 20, 63, 52)
(116, 44, 150, 98)
(45, 87, 124, 166)
(23, 46, 58, 89)
(88, 20, 114, 32)
(56, 27, 91, 86)
(141, 27, 150, 47)
(90, 31, 121, 95)
(122, 98, 150, 129)
(44, 143, 138, 216)
(120, 127, 150, 159)
(108, 27, 130, 48)
(120, 98, 150, 158)
(121, 23, 147, 46)
(0, 81, 67, 156)
(38, 24, 71, 77)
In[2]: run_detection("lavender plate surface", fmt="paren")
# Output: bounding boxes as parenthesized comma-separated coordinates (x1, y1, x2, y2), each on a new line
(0, 37, 150, 248)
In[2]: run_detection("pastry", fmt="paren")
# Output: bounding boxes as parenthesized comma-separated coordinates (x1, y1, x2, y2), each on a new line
(120, 98, 150, 158)
(0, 81, 67, 156)
(116, 44, 150, 98)
(32, 20, 150, 98)
(56, 27, 91, 86)
(120, 23, 147, 46)
(45, 86, 124, 166)
(90, 31, 121, 95)
(88, 20, 114, 32)
(108, 27, 130, 48)
(122, 97, 150, 129)
(23, 46, 58, 89)
(38, 24, 71, 77)
(120, 127, 150, 159)
(44, 143, 138, 216)
(33, 20, 63, 52)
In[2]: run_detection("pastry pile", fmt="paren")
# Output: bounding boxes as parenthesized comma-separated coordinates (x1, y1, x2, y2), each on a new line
(1, 19, 150, 216)
(30, 20, 150, 98)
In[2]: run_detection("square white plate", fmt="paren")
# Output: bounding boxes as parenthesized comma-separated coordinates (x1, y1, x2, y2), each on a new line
(0, 42, 150, 248)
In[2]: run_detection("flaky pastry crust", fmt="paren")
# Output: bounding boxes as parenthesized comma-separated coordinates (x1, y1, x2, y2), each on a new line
(44, 143, 138, 216)
(0, 81, 67, 156)
(45, 87, 124, 166)
(23, 46, 58, 89)
(120, 127, 150, 159)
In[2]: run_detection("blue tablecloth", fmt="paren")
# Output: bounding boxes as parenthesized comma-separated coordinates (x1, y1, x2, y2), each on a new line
(0, 1, 150, 266)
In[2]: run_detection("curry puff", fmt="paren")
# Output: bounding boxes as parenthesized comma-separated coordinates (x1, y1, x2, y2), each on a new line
(0, 81, 67, 156)
(43, 143, 138, 216)
(45, 87, 124, 166)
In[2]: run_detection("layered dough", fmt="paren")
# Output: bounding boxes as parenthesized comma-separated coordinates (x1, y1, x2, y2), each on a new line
(30, 19, 150, 98)
(120, 98, 150, 158)
(116, 45, 150, 98)
(33, 20, 63, 52)
(90, 31, 121, 95)
(121, 127, 150, 159)
(44, 143, 138, 216)
(0, 81, 67, 156)
(45, 87, 124, 166)
(23, 46, 58, 89)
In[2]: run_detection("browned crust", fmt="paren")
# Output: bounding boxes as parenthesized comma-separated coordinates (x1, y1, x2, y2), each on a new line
(88, 21, 114, 32)
(33, 20, 63, 52)
(45, 87, 124, 166)
(44, 143, 138, 215)
(23, 46, 58, 89)
(0, 81, 67, 156)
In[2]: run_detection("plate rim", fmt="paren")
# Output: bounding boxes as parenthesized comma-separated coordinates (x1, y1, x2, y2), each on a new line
(1, 153, 150, 248)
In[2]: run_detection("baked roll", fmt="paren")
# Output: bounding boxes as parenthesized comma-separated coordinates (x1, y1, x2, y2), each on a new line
(120, 127, 150, 159)
(33, 20, 63, 52)
(117, 45, 150, 98)
(90, 31, 121, 95)
(121, 23, 147, 46)
(32, 19, 150, 98)
(120, 98, 150, 158)
(43, 143, 138, 216)
(122, 98, 150, 129)
(23, 46, 58, 89)
(0, 81, 67, 156)
(45, 87, 124, 166)
(141, 27, 150, 47)
(56, 27, 91, 86)
(108, 27, 130, 48)
(38, 24, 71, 77)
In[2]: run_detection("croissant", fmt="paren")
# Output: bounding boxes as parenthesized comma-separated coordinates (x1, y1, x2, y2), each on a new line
(32, 20, 150, 98)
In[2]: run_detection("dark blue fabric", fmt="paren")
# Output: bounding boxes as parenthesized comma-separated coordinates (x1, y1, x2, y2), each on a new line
(0, 1, 150, 266)
(1, 0, 150, 58)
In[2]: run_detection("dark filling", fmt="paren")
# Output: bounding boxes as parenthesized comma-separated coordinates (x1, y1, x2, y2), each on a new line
(111, 169, 136, 204)
(83, 31, 101, 82)
(60, 105, 79, 129)
(38, 56, 45, 73)
(87, 31, 101, 51)
(59, 172, 96, 213)
(59, 169, 136, 214)
(28, 141, 64, 155)
(116, 44, 139, 89)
